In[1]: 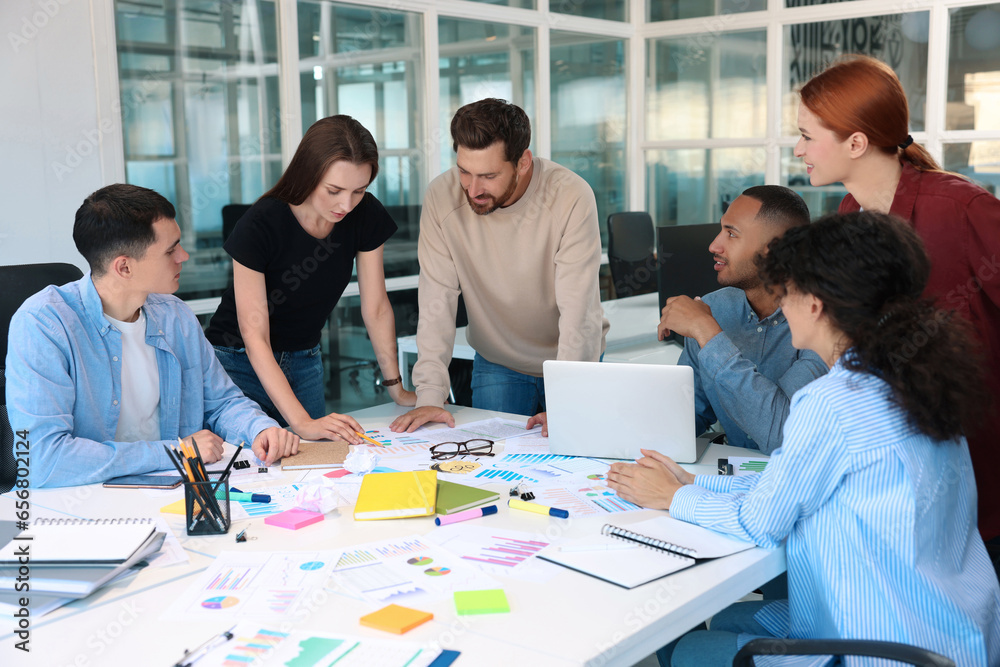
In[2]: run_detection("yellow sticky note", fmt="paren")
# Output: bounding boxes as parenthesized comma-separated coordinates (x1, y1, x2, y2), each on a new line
(160, 498, 195, 515)
(359, 604, 433, 634)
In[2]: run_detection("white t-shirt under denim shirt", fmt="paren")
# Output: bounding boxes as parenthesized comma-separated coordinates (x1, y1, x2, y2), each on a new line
(107, 309, 160, 442)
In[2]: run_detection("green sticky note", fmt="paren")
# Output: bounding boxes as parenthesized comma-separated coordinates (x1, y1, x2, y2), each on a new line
(454, 589, 510, 615)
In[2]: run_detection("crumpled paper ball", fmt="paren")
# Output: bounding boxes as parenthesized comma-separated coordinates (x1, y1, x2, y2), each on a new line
(343, 447, 381, 475)
(294, 483, 342, 514)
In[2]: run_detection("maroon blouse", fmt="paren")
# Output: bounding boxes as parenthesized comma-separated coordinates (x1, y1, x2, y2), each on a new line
(840, 163, 1000, 539)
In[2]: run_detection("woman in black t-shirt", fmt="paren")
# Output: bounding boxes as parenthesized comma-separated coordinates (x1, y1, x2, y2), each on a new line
(206, 116, 415, 442)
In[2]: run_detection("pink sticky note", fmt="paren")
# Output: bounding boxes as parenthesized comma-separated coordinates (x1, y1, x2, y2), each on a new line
(324, 469, 352, 479)
(264, 508, 324, 530)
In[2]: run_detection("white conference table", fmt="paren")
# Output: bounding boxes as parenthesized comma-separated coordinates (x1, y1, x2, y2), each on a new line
(396, 293, 683, 391)
(0, 403, 784, 667)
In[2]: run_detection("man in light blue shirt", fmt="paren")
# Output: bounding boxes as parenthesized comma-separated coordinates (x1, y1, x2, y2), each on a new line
(5, 184, 299, 487)
(657, 186, 826, 454)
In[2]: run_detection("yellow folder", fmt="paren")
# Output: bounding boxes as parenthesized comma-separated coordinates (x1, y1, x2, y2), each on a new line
(353, 470, 438, 520)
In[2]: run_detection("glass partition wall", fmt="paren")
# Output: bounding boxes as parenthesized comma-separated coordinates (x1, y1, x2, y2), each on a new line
(113, 0, 1000, 413)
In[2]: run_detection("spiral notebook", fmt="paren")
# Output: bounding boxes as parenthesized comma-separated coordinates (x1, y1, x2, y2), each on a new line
(537, 515, 754, 589)
(0, 518, 157, 566)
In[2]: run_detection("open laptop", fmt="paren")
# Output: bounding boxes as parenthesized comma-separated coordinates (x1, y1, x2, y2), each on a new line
(542, 360, 708, 463)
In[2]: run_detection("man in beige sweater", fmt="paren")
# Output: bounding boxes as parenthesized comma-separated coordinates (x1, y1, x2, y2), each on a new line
(391, 98, 608, 431)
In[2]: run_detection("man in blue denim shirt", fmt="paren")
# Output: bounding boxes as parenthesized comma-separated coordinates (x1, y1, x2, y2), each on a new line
(6, 184, 300, 487)
(656, 185, 827, 455)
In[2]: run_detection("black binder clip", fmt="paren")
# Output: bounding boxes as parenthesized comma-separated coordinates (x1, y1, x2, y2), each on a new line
(510, 480, 532, 499)
(233, 460, 251, 470)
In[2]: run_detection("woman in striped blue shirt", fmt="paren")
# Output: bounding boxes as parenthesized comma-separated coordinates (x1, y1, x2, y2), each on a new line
(610, 212, 1000, 666)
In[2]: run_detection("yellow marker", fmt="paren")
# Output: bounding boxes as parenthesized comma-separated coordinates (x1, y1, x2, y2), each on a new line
(508, 497, 569, 519)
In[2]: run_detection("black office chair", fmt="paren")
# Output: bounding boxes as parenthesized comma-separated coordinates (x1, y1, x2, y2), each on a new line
(1, 262, 85, 493)
(733, 638, 955, 667)
(607, 212, 657, 298)
(222, 203, 253, 243)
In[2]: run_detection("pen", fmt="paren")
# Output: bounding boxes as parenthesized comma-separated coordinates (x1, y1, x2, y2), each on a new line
(508, 498, 569, 519)
(559, 543, 638, 552)
(174, 624, 236, 667)
(217, 490, 271, 503)
(435, 505, 498, 526)
(355, 431, 384, 447)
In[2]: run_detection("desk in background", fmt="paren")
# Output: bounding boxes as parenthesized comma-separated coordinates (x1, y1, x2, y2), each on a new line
(396, 293, 683, 391)
(0, 403, 783, 667)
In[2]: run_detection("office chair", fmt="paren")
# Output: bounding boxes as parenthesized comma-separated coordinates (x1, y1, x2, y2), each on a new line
(221, 203, 253, 242)
(607, 212, 657, 298)
(0, 262, 85, 493)
(732, 638, 955, 667)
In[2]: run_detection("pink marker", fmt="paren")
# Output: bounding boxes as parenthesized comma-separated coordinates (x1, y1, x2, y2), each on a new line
(435, 505, 498, 526)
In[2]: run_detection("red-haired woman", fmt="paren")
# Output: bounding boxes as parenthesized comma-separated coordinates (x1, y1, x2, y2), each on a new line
(794, 55, 1000, 542)
(206, 116, 415, 444)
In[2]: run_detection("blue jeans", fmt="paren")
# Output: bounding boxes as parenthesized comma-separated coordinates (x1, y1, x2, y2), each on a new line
(214, 345, 325, 427)
(471, 353, 546, 416)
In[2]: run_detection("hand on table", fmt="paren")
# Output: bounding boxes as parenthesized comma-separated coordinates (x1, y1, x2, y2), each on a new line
(526, 412, 548, 437)
(390, 406, 455, 432)
(252, 427, 301, 465)
(292, 412, 365, 444)
(607, 449, 694, 509)
(657, 296, 722, 348)
(181, 429, 225, 463)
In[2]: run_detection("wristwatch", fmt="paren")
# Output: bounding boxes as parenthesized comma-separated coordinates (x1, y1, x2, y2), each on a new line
(381, 376, 402, 387)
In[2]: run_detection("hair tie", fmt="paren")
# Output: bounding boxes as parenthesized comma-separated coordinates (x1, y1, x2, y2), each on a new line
(898, 135, 913, 150)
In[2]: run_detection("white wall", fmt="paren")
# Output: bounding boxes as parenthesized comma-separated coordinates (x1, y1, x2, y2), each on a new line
(0, 0, 122, 270)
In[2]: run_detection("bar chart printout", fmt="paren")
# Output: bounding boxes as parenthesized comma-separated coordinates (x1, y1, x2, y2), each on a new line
(463, 534, 548, 568)
(197, 624, 447, 667)
(164, 552, 337, 621)
(531, 483, 642, 517)
(427, 525, 551, 576)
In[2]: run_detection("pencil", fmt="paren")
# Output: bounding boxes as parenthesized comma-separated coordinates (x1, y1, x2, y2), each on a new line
(180, 438, 225, 531)
(209, 441, 244, 495)
(355, 431, 383, 447)
(192, 436, 227, 527)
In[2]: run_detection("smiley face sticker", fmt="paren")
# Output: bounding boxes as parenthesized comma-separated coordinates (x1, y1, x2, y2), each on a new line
(431, 460, 483, 474)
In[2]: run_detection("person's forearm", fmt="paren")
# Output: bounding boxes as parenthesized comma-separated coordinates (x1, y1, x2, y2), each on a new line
(553, 195, 604, 361)
(243, 337, 312, 427)
(412, 280, 459, 408)
(698, 334, 795, 453)
(30, 431, 173, 488)
(362, 298, 403, 382)
(680, 345, 716, 437)
(554, 256, 604, 361)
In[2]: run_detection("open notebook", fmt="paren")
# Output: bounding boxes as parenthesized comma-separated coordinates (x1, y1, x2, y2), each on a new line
(537, 515, 754, 589)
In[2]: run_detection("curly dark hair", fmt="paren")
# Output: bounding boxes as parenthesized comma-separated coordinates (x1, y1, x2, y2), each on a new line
(757, 211, 984, 441)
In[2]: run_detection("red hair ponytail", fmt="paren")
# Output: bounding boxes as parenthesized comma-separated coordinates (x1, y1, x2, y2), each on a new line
(800, 55, 942, 173)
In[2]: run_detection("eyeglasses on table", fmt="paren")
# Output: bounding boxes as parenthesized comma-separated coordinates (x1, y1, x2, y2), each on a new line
(429, 439, 495, 460)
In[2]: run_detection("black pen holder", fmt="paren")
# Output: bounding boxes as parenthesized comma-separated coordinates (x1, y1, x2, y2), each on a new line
(184, 474, 231, 536)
